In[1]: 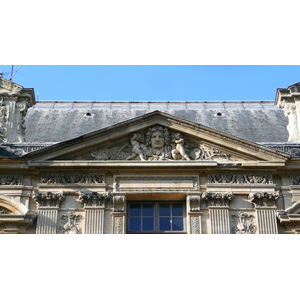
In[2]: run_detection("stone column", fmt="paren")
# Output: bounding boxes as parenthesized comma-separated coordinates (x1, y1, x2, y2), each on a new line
(0, 77, 35, 143)
(78, 191, 111, 234)
(187, 194, 202, 234)
(248, 192, 279, 234)
(202, 192, 233, 234)
(33, 191, 65, 234)
(111, 194, 126, 234)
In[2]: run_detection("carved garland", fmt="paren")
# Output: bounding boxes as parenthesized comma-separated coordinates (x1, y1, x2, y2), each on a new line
(208, 175, 273, 184)
(41, 174, 104, 184)
(0, 176, 22, 185)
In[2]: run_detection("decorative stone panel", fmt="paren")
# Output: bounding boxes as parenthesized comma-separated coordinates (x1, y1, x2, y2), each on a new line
(231, 212, 256, 234)
(0, 176, 22, 185)
(208, 175, 273, 184)
(40, 174, 104, 184)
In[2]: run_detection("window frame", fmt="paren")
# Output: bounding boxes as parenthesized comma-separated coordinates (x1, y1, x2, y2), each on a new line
(127, 201, 186, 234)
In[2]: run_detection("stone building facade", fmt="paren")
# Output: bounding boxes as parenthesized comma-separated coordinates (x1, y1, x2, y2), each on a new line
(1, 76, 300, 234)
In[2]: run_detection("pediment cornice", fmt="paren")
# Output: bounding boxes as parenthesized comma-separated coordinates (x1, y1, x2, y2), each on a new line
(24, 111, 290, 162)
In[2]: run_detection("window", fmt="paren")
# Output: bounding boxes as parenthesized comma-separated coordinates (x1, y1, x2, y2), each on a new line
(127, 202, 185, 233)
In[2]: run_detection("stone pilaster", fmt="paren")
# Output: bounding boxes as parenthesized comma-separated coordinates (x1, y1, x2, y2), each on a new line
(248, 192, 279, 234)
(187, 194, 202, 234)
(111, 194, 126, 234)
(202, 192, 233, 234)
(78, 191, 111, 234)
(33, 191, 65, 234)
(0, 77, 35, 143)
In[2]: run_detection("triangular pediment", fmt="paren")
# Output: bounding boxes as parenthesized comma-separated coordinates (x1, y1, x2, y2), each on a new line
(25, 111, 289, 163)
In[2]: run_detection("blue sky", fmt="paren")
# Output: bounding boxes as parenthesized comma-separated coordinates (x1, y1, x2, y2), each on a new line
(1, 65, 299, 101)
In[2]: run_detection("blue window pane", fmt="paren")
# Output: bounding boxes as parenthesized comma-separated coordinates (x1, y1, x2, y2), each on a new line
(172, 204, 183, 216)
(160, 217, 171, 231)
(130, 204, 141, 216)
(142, 217, 154, 231)
(159, 204, 170, 216)
(142, 204, 154, 216)
(129, 218, 141, 231)
(172, 218, 184, 231)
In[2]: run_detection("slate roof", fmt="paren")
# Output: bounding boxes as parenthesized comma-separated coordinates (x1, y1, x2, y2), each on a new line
(24, 100, 288, 143)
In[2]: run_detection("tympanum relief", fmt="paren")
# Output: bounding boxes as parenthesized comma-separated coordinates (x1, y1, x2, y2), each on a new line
(74, 125, 241, 161)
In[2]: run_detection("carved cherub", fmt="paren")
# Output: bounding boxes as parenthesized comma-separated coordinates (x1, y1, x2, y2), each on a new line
(171, 132, 190, 160)
(126, 133, 146, 161)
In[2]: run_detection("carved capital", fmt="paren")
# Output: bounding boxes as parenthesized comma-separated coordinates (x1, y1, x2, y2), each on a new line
(79, 191, 111, 208)
(202, 192, 233, 207)
(248, 192, 279, 208)
(33, 191, 65, 208)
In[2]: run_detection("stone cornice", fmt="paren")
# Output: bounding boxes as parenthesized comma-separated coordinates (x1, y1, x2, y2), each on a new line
(24, 111, 289, 162)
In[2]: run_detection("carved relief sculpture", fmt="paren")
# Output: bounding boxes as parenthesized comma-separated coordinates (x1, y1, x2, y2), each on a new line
(232, 212, 256, 234)
(41, 174, 104, 184)
(126, 133, 146, 161)
(208, 175, 273, 184)
(0, 176, 22, 185)
(59, 212, 81, 234)
(171, 132, 190, 160)
(86, 125, 235, 162)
